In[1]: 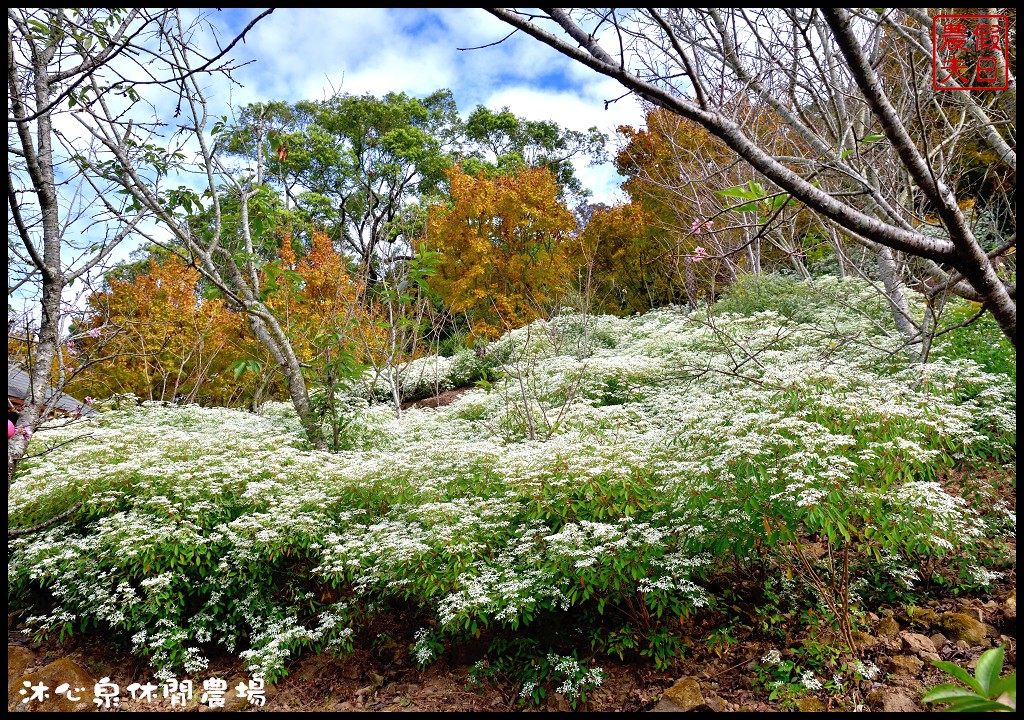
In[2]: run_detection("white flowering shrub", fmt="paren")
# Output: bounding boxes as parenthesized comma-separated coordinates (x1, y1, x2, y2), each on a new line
(8, 275, 1015, 693)
(360, 347, 491, 405)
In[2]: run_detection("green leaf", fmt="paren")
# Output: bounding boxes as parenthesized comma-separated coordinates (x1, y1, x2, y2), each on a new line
(944, 697, 1015, 712)
(716, 185, 758, 200)
(860, 133, 885, 144)
(27, 18, 51, 34)
(975, 646, 1005, 695)
(930, 660, 984, 694)
(922, 684, 984, 703)
(988, 672, 1016, 698)
(231, 360, 249, 380)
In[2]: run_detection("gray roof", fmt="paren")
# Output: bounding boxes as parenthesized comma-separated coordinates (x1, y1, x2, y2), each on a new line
(8, 363, 99, 417)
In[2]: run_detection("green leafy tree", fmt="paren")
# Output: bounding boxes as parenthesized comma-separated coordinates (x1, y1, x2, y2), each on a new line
(225, 91, 461, 282)
(461, 105, 607, 202)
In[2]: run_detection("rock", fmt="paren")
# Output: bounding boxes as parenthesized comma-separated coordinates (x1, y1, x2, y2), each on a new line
(653, 677, 705, 712)
(1004, 589, 1016, 620)
(9, 657, 96, 712)
(8, 646, 37, 697)
(881, 691, 921, 712)
(983, 623, 1000, 638)
(919, 651, 941, 663)
(705, 693, 726, 712)
(546, 692, 572, 712)
(876, 616, 900, 639)
(885, 674, 925, 692)
(939, 612, 987, 645)
(901, 632, 938, 655)
(866, 689, 885, 707)
(887, 654, 924, 676)
(794, 696, 826, 712)
(929, 632, 949, 650)
(957, 605, 984, 623)
(372, 635, 405, 666)
(906, 607, 939, 628)
(852, 631, 878, 649)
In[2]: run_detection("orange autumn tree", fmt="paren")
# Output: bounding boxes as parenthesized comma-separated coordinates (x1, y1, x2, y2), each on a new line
(424, 165, 578, 340)
(616, 108, 754, 305)
(266, 230, 399, 441)
(266, 229, 378, 383)
(270, 230, 370, 367)
(618, 107, 826, 297)
(73, 254, 268, 406)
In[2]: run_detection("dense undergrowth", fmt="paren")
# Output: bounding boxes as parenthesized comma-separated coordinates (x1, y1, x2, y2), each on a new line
(8, 275, 1016, 707)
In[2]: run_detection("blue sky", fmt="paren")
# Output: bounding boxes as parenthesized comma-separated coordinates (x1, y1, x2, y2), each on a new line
(197, 7, 647, 204)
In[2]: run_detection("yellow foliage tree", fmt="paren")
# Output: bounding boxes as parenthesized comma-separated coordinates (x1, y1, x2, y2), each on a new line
(576, 201, 664, 315)
(424, 166, 578, 340)
(73, 255, 267, 406)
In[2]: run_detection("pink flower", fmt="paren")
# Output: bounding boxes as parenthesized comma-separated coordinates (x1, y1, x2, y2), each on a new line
(692, 246, 708, 262)
(85, 396, 95, 405)
(88, 328, 102, 338)
(693, 219, 714, 235)
(16, 426, 33, 440)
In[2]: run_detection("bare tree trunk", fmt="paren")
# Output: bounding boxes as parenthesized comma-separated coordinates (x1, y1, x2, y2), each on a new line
(8, 9, 276, 489)
(876, 246, 922, 361)
(830, 228, 848, 279)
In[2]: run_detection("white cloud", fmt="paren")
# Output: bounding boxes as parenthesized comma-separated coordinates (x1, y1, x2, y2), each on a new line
(204, 8, 648, 204)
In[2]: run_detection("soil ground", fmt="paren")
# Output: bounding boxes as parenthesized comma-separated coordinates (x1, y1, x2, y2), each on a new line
(8, 575, 1016, 713)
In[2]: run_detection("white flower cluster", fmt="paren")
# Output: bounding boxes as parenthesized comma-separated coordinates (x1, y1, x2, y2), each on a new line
(7, 276, 1015, 682)
(852, 660, 881, 681)
(800, 670, 823, 691)
(547, 653, 605, 700)
(412, 628, 440, 666)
